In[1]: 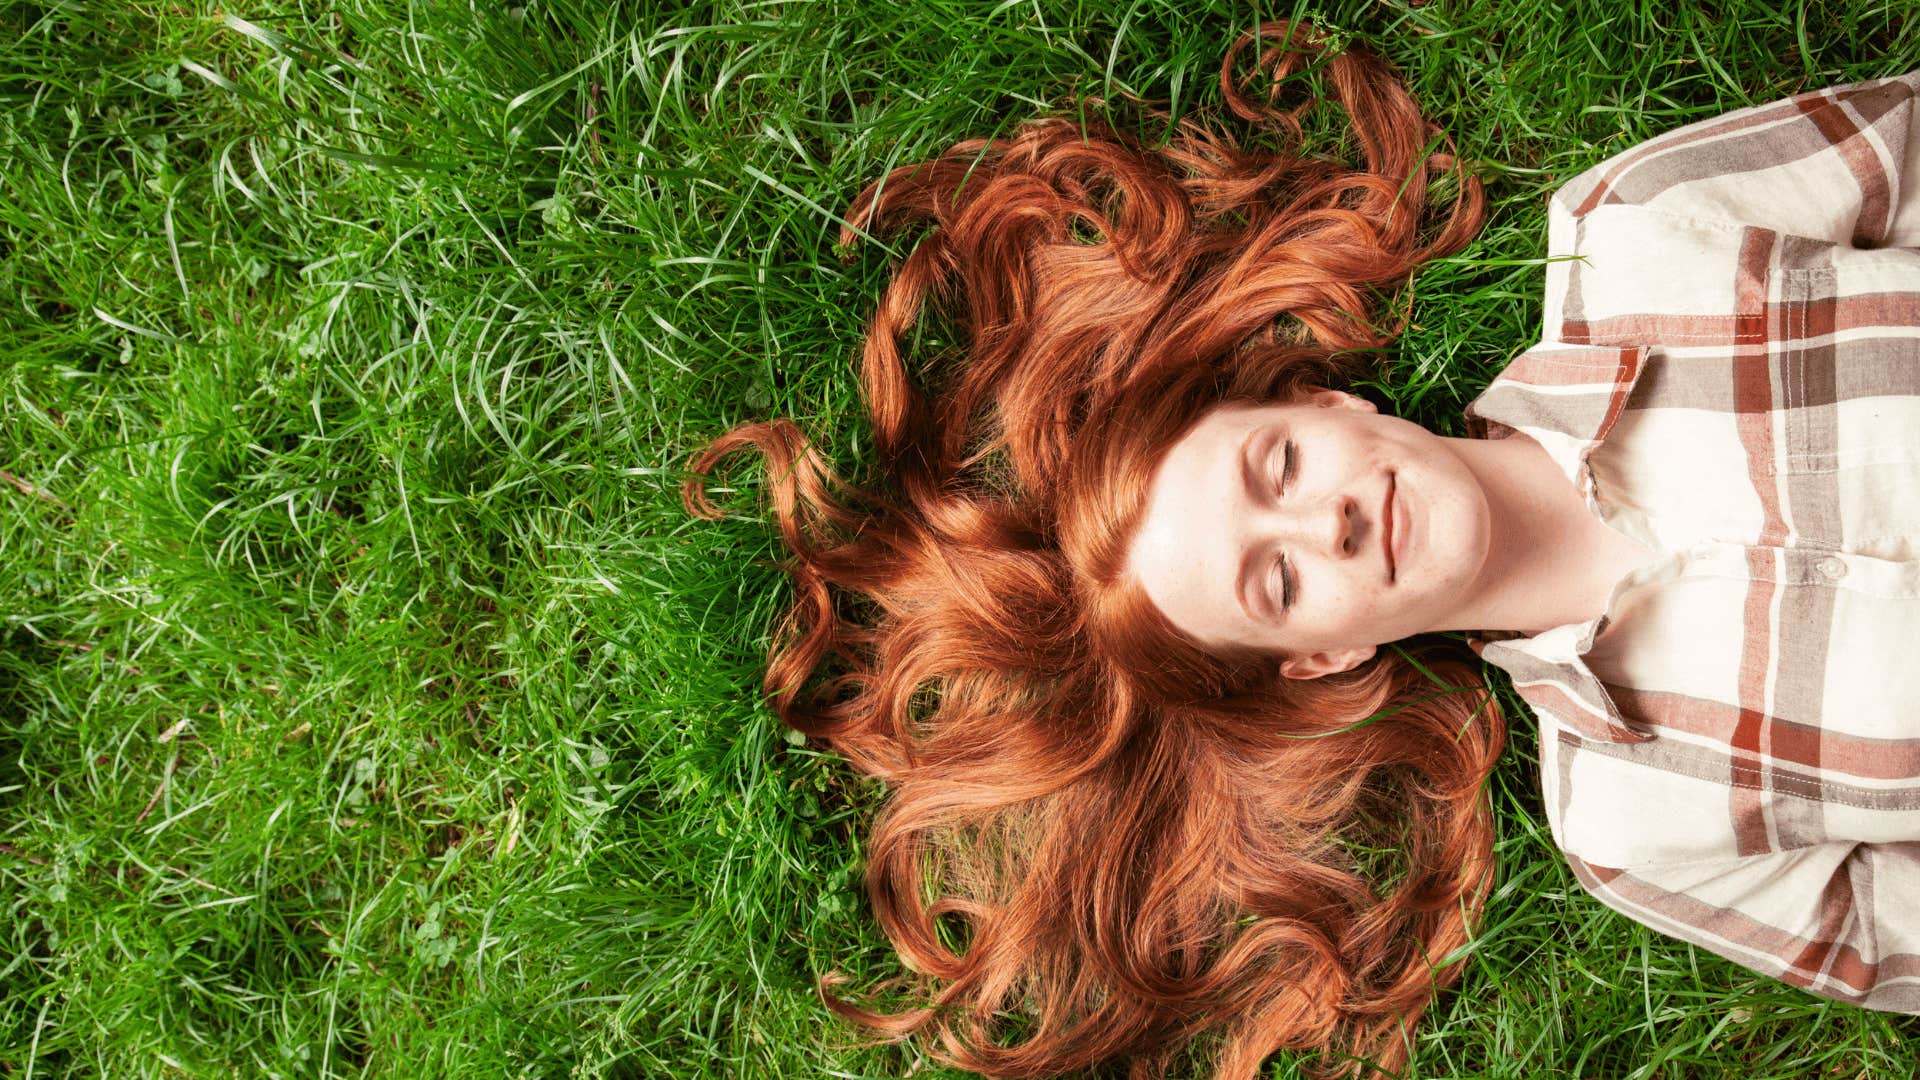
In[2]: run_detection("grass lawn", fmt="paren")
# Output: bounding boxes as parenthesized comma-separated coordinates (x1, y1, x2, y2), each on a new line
(4, 0, 1919, 1076)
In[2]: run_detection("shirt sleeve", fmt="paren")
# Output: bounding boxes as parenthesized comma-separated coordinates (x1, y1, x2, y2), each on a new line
(1562, 843, 1920, 1012)
(1552, 71, 1920, 249)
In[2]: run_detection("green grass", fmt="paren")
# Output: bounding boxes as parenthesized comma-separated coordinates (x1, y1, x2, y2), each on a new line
(3, 0, 1918, 1076)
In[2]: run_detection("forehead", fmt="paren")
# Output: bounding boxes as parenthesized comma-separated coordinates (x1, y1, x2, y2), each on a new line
(1125, 403, 1280, 645)
(1159, 404, 1264, 479)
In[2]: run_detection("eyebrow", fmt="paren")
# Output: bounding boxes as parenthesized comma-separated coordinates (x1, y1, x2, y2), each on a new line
(1234, 429, 1264, 619)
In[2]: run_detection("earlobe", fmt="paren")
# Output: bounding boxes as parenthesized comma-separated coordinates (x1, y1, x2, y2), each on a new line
(1278, 644, 1378, 680)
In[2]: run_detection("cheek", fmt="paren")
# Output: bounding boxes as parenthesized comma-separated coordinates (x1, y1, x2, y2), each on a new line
(1321, 574, 1393, 635)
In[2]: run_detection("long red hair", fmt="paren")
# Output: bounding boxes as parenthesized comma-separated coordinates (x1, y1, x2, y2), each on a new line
(683, 23, 1501, 1079)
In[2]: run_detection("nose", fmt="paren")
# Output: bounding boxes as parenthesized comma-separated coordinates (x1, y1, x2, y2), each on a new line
(1269, 493, 1359, 559)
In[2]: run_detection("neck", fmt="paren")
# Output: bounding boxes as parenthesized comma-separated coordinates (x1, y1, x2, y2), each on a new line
(1437, 432, 1649, 635)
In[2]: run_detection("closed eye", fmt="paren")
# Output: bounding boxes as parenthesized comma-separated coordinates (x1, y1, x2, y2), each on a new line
(1267, 552, 1295, 611)
(1269, 437, 1296, 499)
(1271, 439, 1297, 610)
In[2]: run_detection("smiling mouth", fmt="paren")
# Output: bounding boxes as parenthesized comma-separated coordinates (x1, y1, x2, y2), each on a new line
(1383, 472, 1397, 583)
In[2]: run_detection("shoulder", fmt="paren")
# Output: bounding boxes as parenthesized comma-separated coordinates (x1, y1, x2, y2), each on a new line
(1538, 72, 1920, 262)
(1553, 72, 1919, 220)
(1526, 73, 1920, 345)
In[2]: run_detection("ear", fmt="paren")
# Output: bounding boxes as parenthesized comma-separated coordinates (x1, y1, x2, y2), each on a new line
(1299, 389, 1377, 414)
(1278, 644, 1377, 680)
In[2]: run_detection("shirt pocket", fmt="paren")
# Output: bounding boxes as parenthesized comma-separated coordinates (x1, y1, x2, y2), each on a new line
(1771, 252, 1920, 555)
(1772, 251, 1920, 471)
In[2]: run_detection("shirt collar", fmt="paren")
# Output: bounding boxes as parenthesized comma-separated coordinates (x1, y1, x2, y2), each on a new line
(1463, 344, 1654, 745)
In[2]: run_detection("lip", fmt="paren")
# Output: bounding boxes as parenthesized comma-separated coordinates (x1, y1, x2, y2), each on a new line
(1392, 478, 1411, 581)
(1383, 472, 1397, 583)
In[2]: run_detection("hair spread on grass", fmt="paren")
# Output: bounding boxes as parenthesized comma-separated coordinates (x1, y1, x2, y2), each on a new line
(683, 23, 1500, 1080)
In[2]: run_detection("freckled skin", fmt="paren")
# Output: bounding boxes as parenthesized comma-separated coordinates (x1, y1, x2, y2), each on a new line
(1126, 392, 1494, 679)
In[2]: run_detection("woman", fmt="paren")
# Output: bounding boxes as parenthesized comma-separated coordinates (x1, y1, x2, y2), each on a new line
(685, 22, 1920, 1078)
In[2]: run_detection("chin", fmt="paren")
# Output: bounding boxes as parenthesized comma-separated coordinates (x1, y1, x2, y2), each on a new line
(1407, 490, 1490, 602)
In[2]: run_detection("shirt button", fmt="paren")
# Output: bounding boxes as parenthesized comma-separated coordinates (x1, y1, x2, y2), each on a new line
(1817, 556, 1847, 580)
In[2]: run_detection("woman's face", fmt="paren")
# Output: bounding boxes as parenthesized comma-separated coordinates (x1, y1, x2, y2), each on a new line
(1126, 392, 1493, 678)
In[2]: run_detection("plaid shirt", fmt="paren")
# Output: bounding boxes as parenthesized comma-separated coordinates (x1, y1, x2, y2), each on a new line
(1466, 70, 1920, 1012)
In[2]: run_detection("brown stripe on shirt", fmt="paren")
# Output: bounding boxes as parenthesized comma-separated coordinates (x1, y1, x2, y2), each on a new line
(1809, 80, 1917, 248)
(1764, 575, 1838, 849)
(1564, 312, 1762, 348)
(1563, 855, 1830, 986)
(1503, 345, 1645, 384)
(1640, 335, 1920, 417)
(1465, 383, 1622, 451)
(1731, 548, 1780, 857)
(1601, 685, 1920, 782)
(1786, 855, 1857, 986)
(1566, 91, 1822, 215)
(1780, 268, 1847, 549)
(1555, 728, 1920, 811)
